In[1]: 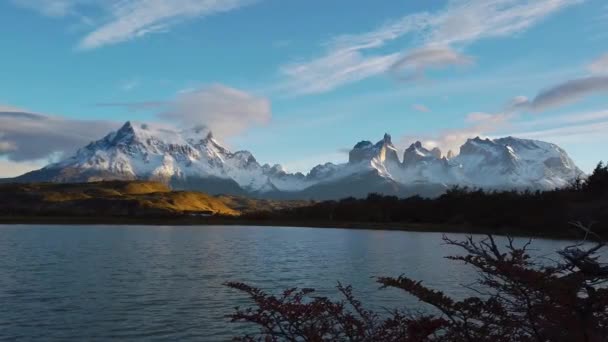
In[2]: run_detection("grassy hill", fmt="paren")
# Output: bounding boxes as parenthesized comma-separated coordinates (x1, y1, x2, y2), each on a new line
(0, 180, 306, 218)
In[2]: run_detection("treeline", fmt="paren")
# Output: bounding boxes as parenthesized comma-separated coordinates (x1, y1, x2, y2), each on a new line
(245, 162, 608, 237)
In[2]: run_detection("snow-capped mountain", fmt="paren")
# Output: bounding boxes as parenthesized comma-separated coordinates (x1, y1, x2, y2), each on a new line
(13, 121, 583, 199)
(16, 122, 311, 194)
(455, 137, 582, 189)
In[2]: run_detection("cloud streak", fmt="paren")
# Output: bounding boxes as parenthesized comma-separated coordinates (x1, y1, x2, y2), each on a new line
(390, 47, 474, 81)
(281, 0, 581, 94)
(11, 0, 81, 17)
(412, 104, 431, 113)
(512, 76, 608, 112)
(79, 0, 257, 50)
(589, 53, 608, 75)
(12, 0, 258, 49)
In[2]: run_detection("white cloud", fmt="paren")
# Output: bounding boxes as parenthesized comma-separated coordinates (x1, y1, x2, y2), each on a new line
(399, 106, 608, 157)
(96, 84, 271, 138)
(426, 0, 582, 45)
(589, 53, 608, 75)
(159, 84, 272, 138)
(400, 112, 514, 155)
(281, 51, 402, 95)
(507, 120, 608, 143)
(11, 0, 81, 17)
(412, 104, 431, 113)
(0, 84, 269, 163)
(78, 0, 256, 50)
(390, 46, 474, 80)
(518, 109, 608, 127)
(281, 0, 581, 94)
(12, 0, 257, 49)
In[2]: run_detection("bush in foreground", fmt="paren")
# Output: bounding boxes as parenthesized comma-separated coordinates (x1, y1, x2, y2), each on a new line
(226, 226, 608, 341)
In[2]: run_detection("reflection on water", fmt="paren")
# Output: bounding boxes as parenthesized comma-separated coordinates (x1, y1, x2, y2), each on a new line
(0, 225, 576, 341)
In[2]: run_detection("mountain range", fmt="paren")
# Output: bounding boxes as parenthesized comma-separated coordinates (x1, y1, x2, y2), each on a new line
(8, 121, 583, 199)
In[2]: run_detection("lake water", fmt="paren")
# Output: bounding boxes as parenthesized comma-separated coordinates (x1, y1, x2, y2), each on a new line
(0, 225, 577, 341)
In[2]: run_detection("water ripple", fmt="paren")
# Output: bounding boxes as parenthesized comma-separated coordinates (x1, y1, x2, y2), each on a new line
(0, 225, 578, 341)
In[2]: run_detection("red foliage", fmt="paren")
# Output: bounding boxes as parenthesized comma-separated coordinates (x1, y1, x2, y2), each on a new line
(226, 227, 608, 341)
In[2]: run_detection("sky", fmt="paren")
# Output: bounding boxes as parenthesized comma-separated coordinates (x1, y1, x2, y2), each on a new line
(1, 0, 608, 177)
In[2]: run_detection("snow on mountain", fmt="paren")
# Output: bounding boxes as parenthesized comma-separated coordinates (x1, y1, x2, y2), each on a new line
(315, 134, 582, 191)
(455, 137, 582, 189)
(17, 122, 584, 198)
(43, 121, 310, 193)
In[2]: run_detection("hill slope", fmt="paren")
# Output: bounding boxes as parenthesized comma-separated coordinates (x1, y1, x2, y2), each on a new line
(0, 181, 239, 217)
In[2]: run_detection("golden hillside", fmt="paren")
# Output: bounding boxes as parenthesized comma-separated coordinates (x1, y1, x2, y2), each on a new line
(0, 181, 238, 216)
(0, 181, 309, 218)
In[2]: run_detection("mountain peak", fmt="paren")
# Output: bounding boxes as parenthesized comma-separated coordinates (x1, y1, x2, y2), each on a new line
(110, 121, 138, 144)
(470, 136, 493, 144)
(23, 123, 584, 198)
(383, 133, 392, 144)
(353, 140, 373, 149)
(431, 147, 442, 159)
(349, 133, 399, 164)
(116, 121, 136, 135)
(375, 133, 394, 148)
(403, 141, 441, 165)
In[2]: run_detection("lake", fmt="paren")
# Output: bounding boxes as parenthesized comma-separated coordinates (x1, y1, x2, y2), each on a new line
(0, 225, 577, 341)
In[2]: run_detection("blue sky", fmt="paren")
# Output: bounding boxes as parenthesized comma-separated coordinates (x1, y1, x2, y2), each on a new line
(1, 0, 607, 176)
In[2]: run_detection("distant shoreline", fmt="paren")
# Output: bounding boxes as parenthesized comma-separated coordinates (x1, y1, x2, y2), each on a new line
(0, 216, 583, 240)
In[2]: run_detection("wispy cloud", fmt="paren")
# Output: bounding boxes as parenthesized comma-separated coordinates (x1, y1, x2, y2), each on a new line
(589, 53, 608, 75)
(390, 46, 474, 81)
(11, 0, 81, 17)
(507, 120, 608, 144)
(281, 152, 347, 174)
(517, 109, 608, 127)
(399, 112, 515, 155)
(412, 104, 431, 113)
(509, 53, 608, 112)
(95, 101, 167, 111)
(79, 0, 257, 50)
(120, 78, 140, 91)
(0, 104, 28, 112)
(160, 85, 271, 137)
(12, 0, 258, 50)
(98, 84, 272, 138)
(399, 106, 608, 156)
(512, 76, 608, 112)
(281, 0, 581, 94)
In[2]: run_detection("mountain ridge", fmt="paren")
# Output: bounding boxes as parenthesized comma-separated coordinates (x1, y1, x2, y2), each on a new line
(9, 121, 584, 199)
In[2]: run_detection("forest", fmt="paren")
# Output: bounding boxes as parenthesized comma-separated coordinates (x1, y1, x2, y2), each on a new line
(244, 162, 608, 238)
